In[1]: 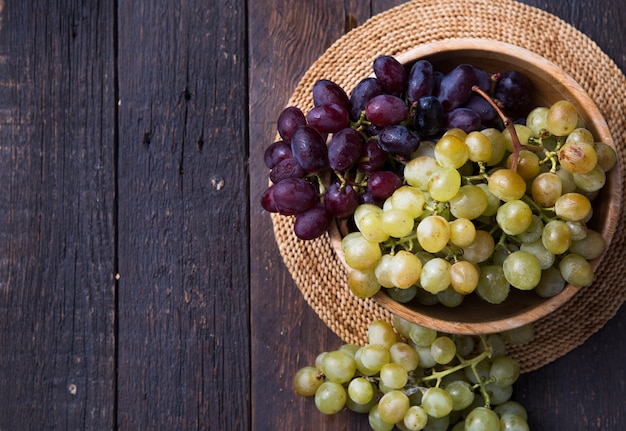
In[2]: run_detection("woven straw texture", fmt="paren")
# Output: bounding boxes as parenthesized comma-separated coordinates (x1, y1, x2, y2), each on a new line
(270, 0, 626, 372)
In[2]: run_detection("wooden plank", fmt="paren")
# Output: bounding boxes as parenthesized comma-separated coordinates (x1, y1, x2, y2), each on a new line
(115, 1, 249, 429)
(0, 1, 116, 429)
(248, 1, 378, 430)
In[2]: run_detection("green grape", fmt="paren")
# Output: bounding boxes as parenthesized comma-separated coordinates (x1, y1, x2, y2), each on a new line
(355, 204, 383, 230)
(314, 381, 347, 415)
(417, 215, 450, 253)
(531, 172, 562, 207)
(465, 130, 493, 163)
(520, 238, 556, 270)
(559, 253, 594, 287)
(391, 186, 427, 219)
(449, 218, 477, 247)
(454, 334, 475, 357)
(405, 156, 441, 191)
(449, 185, 489, 220)
(437, 286, 465, 307)
(506, 150, 540, 180)
(378, 390, 411, 424)
(314, 352, 327, 370)
(428, 166, 461, 202)
(488, 169, 526, 202)
(496, 200, 533, 235)
(502, 124, 533, 152)
(380, 362, 409, 389)
(359, 210, 390, 243)
(513, 214, 543, 243)
(412, 140, 436, 158)
(556, 167, 577, 193)
(414, 344, 437, 368)
(339, 343, 360, 358)
(541, 220, 571, 254)
(321, 350, 357, 384)
(558, 140, 597, 174)
(408, 324, 437, 347)
(421, 387, 454, 418)
(489, 356, 520, 387)
(342, 232, 382, 270)
(500, 413, 530, 431)
(375, 254, 396, 288)
(346, 394, 377, 414)
(482, 334, 507, 358)
(444, 127, 468, 140)
(390, 250, 423, 289)
(534, 266, 566, 298)
(485, 381, 513, 405)
(382, 208, 415, 238)
(462, 230, 495, 264)
(435, 134, 470, 168)
(465, 407, 500, 431)
(546, 100, 579, 136)
(502, 251, 541, 291)
(573, 164, 606, 192)
(348, 268, 381, 298)
(390, 342, 420, 371)
(348, 377, 375, 405)
(368, 319, 398, 349)
(450, 421, 466, 431)
(501, 324, 534, 345)
(392, 315, 413, 339)
(464, 357, 491, 385)
(431, 336, 457, 364)
(387, 286, 418, 303)
(420, 257, 452, 294)
(569, 229, 605, 260)
(594, 141, 617, 171)
(403, 405, 429, 431)
(293, 366, 323, 396)
(565, 221, 588, 241)
(356, 344, 390, 374)
(415, 286, 440, 305)
(476, 183, 500, 216)
(476, 265, 509, 304)
(368, 405, 395, 431)
(422, 415, 450, 431)
(526, 106, 549, 135)
(445, 380, 475, 410)
(481, 128, 507, 166)
(494, 401, 528, 420)
(566, 127, 594, 145)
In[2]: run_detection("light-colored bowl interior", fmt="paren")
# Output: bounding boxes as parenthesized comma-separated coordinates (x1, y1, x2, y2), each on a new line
(330, 38, 621, 334)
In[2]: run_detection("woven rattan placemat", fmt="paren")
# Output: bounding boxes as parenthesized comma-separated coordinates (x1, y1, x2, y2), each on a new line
(270, 0, 626, 372)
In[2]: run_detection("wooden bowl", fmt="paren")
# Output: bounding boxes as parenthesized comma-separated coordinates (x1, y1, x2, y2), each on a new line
(330, 38, 621, 334)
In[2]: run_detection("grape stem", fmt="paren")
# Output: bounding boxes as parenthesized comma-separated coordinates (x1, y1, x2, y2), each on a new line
(471, 85, 522, 172)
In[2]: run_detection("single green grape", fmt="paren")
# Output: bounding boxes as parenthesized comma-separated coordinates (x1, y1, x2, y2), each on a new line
(464, 406, 500, 431)
(378, 390, 411, 424)
(421, 387, 454, 418)
(321, 350, 357, 384)
(314, 381, 347, 415)
(502, 251, 541, 291)
(293, 366, 323, 397)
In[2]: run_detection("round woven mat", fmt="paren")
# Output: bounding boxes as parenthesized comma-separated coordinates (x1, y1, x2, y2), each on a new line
(270, 0, 626, 372)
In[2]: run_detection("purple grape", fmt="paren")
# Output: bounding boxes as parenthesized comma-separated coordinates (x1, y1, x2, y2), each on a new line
(365, 94, 409, 126)
(358, 140, 388, 174)
(445, 108, 482, 133)
(407, 59, 435, 103)
(373, 55, 407, 95)
(494, 70, 532, 117)
(465, 94, 497, 124)
(272, 177, 318, 216)
(306, 103, 350, 134)
(324, 182, 359, 218)
(367, 170, 402, 200)
(413, 96, 444, 138)
(294, 203, 333, 240)
(269, 157, 305, 183)
(349, 77, 384, 120)
(290, 125, 329, 173)
(312, 79, 350, 111)
(260, 185, 279, 213)
(359, 190, 384, 206)
(327, 128, 365, 171)
(264, 140, 293, 169)
(277, 106, 307, 142)
(473, 66, 492, 92)
(437, 64, 477, 111)
(377, 125, 420, 156)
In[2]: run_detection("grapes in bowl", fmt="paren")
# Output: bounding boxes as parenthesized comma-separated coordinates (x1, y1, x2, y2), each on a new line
(262, 38, 621, 334)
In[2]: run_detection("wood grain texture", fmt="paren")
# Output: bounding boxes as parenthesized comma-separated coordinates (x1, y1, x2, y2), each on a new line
(115, 1, 248, 429)
(0, 1, 116, 429)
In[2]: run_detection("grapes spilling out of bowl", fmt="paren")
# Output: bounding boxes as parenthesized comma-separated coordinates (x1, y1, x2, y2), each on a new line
(294, 317, 533, 431)
(261, 54, 617, 306)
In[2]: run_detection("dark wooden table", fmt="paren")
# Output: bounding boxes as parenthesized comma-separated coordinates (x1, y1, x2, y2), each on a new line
(0, 1, 624, 430)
